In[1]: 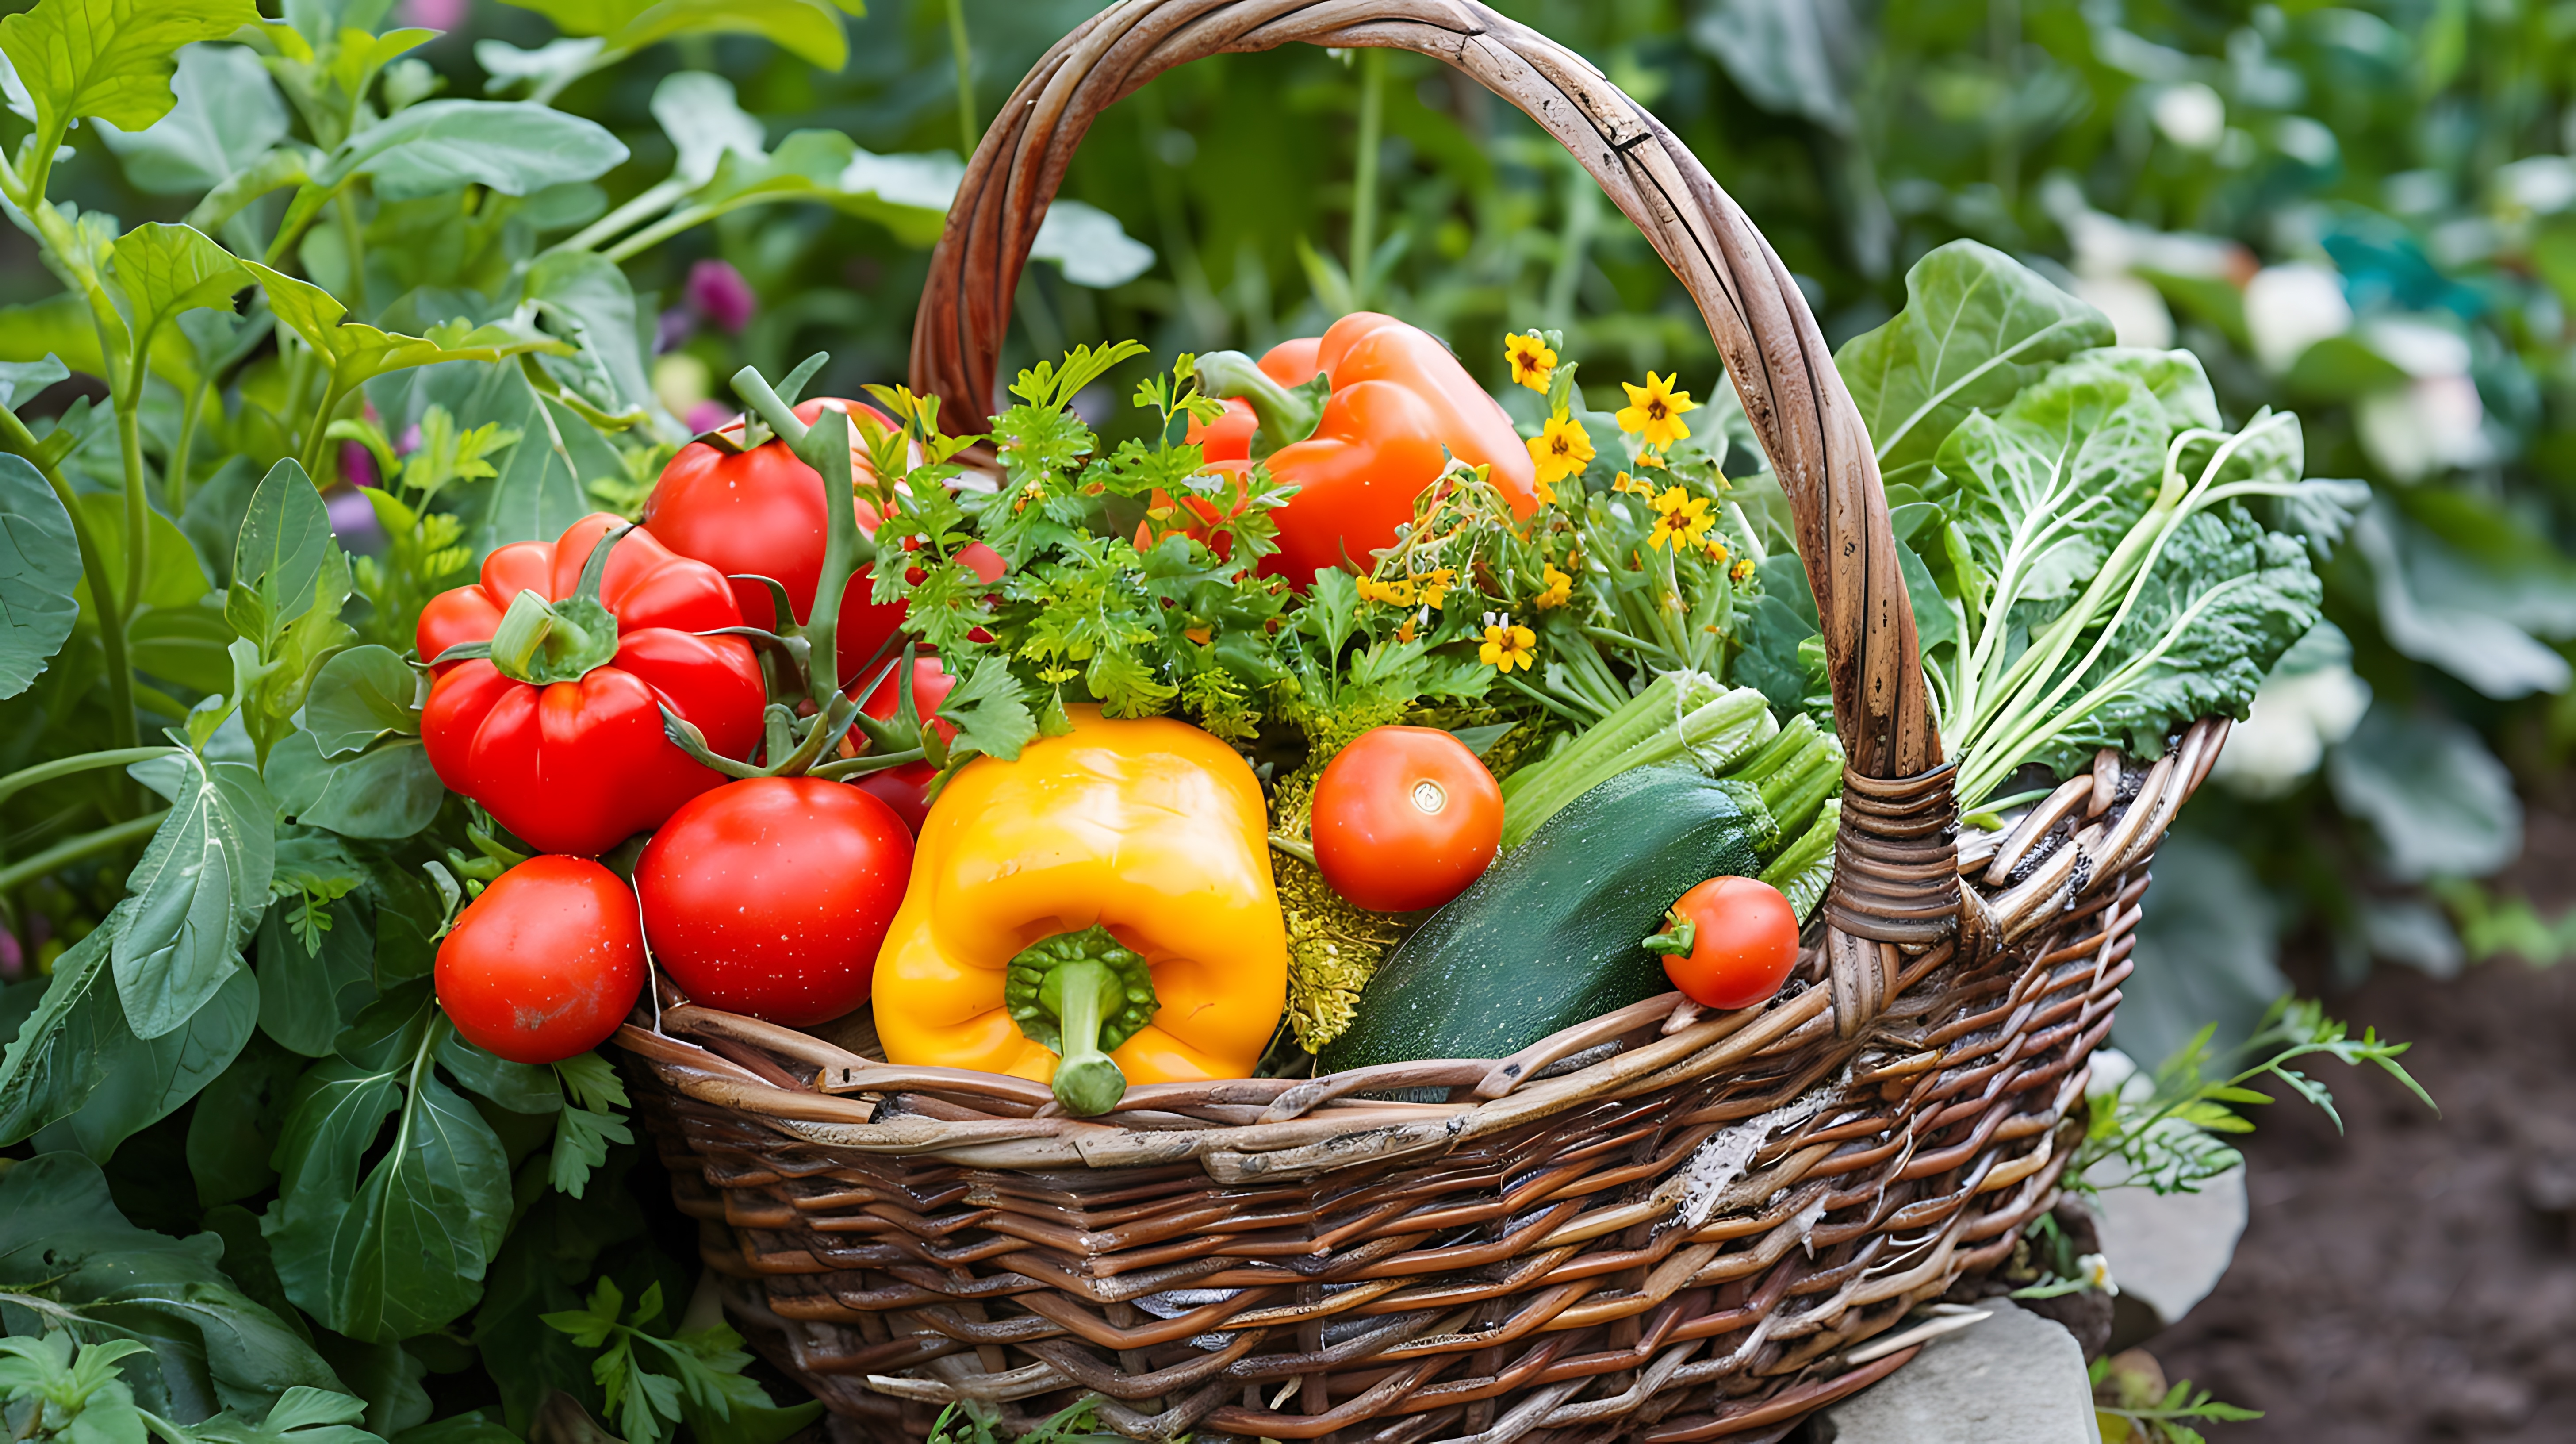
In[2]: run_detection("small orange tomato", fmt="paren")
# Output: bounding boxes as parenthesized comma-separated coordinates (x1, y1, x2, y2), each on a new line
(1309, 726, 1502, 913)
(1650, 876, 1801, 1010)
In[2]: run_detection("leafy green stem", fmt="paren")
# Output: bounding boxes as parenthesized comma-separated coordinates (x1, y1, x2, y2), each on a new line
(552, 177, 686, 257)
(0, 748, 174, 809)
(0, 810, 170, 893)
(166, 376, 208, 513)
(946, 0, 978, 154)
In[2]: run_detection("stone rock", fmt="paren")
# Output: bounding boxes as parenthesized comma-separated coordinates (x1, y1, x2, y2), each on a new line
(2089, 1163, 2248, 1328)
(1806, 1302, 2101, 1444)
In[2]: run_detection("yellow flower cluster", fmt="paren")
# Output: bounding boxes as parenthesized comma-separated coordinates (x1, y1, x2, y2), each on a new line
(1355, 567, 1456, 610)
(1533, 563, 1573, 609)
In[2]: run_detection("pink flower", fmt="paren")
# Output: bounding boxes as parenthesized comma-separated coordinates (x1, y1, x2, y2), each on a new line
(339, 439, 378, 488)
(686, 260, 756, 333)
(327, 488, 383, 550)
(685, 401, 740, 436)
(400, 0, 468, 29)
(397, 424, 422, 456)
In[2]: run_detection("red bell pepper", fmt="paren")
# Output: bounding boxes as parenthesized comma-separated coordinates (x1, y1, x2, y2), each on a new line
(1189, 313, 1538, 585)
(644, 397, 1005, 678)
(417, 513, 766, 857)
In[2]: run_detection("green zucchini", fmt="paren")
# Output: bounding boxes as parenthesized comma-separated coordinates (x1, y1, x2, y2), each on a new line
(1319, 766, 1774, 1071)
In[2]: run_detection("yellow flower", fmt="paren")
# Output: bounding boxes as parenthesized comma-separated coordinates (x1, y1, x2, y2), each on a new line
(1528, 413, 1595, 492)
(1646, 485, 1714, 552)
(1534, 564, 1573, 609)
(1505, 332, 1557, 392)
(1633, 447, 1668, 471)
(1610, 470, 1649, 496)
(1617, 372, 1699, 450)
(1700, 537, 1729, 565)
(1356, 575, 1415, 606)
(1417, 568, 1457, 610)
(1729, 556, 1758, 585)
(1480, 619, 1537, 673)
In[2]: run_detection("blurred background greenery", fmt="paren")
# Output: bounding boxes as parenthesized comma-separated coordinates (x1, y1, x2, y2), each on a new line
(6, 0, 2568, 1061)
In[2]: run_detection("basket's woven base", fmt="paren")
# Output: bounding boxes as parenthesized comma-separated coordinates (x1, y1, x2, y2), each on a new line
(625, 846, 2135, 1444)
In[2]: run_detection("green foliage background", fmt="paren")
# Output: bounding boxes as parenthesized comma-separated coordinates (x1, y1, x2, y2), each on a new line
(0, 0, 2563, 1438)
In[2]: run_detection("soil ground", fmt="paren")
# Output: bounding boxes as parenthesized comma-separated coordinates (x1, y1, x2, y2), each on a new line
(2150, 807, 2576, 1441)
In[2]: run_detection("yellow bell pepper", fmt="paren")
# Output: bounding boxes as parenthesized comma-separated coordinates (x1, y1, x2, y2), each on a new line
(873, 707, 1288, 1114)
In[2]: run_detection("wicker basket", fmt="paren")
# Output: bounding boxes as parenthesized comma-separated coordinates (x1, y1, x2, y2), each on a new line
(617, 3, 2233, 1440)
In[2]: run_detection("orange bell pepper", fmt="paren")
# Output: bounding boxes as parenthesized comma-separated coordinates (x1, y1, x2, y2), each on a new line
(871, 707, 1288, 1114)
(1188, 312, 1538, 586)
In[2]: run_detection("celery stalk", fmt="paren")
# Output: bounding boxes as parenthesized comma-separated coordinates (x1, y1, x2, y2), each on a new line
(1498, 671, 1776, 849)
(1760, 799, 1840, 922)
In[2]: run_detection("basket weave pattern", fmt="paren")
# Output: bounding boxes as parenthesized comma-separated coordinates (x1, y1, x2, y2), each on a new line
(617, 3, 2234, 1439)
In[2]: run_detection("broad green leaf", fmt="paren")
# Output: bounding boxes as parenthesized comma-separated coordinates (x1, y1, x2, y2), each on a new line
(1836, 239, 2114, 487)
(266, 733, 444, 840)
(282, 0, 394, 46)
(1927, 364, 2170, 609)
(303, 644, 419, 756)
(107, 221, 245, 354)
(455, 379, 618, 560)
(498, 0, 866, 72)
(0, 1151, 344, 1421)
(0, 0, 259, 141)
(188, 1384, 384, 1444)
(0, 294, 109, 373)
(94, 42, 285, 194)
(322, 100, 628, 201)
(254, 890, 374, 1058)
(186, 1030, 311, 1206)
(38, 960, 256, 1163)
(229, 457, 333, 643)
(130, 598, 240, 694)
(0, 915, 134, 1144)
(0, 452, 82, 699)
(187, 145, 322, 237)
(113, 753, 275, 1040)
(524, 250, 654, 419)
(244, 261, 573, 391)
(267, 1019, 514, 1345)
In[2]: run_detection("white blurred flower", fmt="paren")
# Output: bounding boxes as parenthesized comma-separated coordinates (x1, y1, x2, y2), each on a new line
(2154, 82, 2227, 150)
(2078, 1253, 2120, 1298)
(2071, 275, 2175, 348)
(2212, 664, 2373, 798)
(2356, 375, 2488, 482)
(2243, 263, 2352, 372)
(2365, 316, 2473, 378)
(2496, 155, 2576, 215)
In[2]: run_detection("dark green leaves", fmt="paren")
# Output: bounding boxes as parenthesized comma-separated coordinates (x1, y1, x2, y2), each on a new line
(0, 1152, 347, 1421)
(1838, 239, 2115, 487)
(106, 222, 244, 356)
(0, 452, 82, 699)
(498, 0, 867, 72)
(302, 647, 419, 757)
(267, 1014, 514, 1346)
(0, 0, 261, 142)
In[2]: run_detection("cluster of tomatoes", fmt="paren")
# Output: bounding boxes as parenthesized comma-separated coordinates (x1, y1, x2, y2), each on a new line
(431, 402, 939, 1065)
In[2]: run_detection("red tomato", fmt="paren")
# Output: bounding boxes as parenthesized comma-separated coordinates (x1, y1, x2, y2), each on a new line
(1656, 877, 1800, 1010)
(850, 653, 958, 832)
(634, 777, 913, 1025)
(1309, 726, 1502, 913)
(643, 398, 1004, 680)
(435, 856, 645, 1065)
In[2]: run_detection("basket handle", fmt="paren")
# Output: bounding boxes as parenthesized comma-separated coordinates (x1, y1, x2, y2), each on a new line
(908, 0, 1955, 1028)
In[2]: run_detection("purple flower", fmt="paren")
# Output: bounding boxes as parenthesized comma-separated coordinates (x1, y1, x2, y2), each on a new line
(686, 260, 757, 333)
(397, 423, 422, 456)
(327, 488, 385, 551)
(0, 927, 20, 983)
(685, 401, 741, 436)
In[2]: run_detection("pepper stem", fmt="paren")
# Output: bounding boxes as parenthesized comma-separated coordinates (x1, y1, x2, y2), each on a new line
(1003, 924, 1161, 1116)
(1193, 351, 1330, 461)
